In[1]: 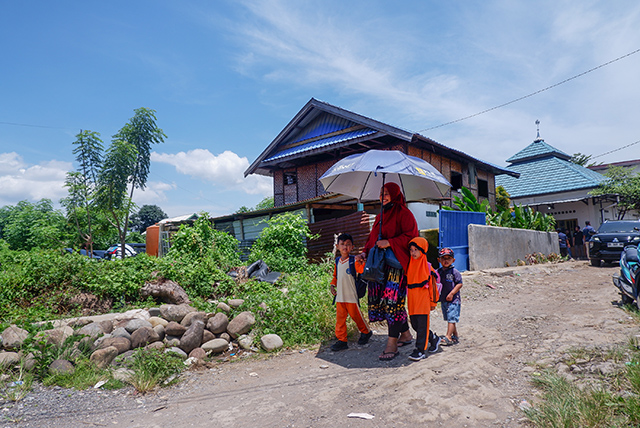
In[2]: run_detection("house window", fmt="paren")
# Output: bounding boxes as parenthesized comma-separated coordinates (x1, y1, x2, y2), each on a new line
(284, 171, 297, 185)
(450, 171, 462, 191)
(478, 179, 489, 198)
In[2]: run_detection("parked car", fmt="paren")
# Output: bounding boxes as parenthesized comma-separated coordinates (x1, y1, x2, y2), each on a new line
(589, 220, 640, 267)
(105, 243, 146, 260)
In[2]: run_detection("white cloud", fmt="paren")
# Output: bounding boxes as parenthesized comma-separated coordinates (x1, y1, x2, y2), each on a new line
(133, 181, 176, 206)
(151, 149, 272, 196)
(0, 153, 71, 206)
(225, 0, 640, 165)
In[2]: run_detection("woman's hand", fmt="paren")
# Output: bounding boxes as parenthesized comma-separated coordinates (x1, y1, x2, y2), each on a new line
(355, 252, 366, 262)
(376, 239, 390, 249)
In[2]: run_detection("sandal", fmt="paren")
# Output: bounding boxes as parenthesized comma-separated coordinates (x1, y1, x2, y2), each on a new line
(397, 340, 413, 347)
(379, 351, 400, 361)
(440, 336, 454, 346)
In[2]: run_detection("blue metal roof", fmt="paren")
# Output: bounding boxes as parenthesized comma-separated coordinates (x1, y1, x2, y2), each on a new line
(264, 127, 377, 162)
(495, 156, 606, 198)
(506, 139, 571, 163)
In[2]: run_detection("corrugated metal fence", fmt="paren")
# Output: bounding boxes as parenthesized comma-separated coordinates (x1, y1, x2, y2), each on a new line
(307, 211, 375, 261)
(438, 210, 486, 272)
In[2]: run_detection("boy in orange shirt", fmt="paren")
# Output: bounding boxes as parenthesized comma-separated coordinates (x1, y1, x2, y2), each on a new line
(329, 233, 372, 351)
(406, 237, 440, 361)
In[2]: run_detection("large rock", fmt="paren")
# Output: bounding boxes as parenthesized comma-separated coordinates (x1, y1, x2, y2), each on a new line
(228, 299, 244, 308)
(165, 321, 187, 336)
(148, 316, 168, 328)
(216, 302, 231, 313)
(159, 304, 196, 323)
(130, 327, 160, 349)
(260, 334, 284, 352)
(1, 325, 29, 350)
(140, 278, 191, 305)
(111, 327, 132, 340)
(226, 311, 256, 339)
(165, 347, 188, 359)
(153, 324, 166, 341)
(179, 320, 205, 354)
(76, 322, 106, 339)
(124, 318, 153, 333)
(36, 326, 74, 347)
(181, 311, 206, 327)
(206, 313, 229, 334)
(201, 338, 229, 354)
(145, 341, 165, 351)
(202, 329, 215, 344)
(90, 346, 119, 369)
(49, 359, 74, 375)
(95, 336, 131, 354)
(0, 351, 20, 367)
(188, 347, 206, 360)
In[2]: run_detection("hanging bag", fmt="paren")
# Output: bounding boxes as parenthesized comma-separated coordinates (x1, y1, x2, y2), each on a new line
(361, 246, 386, 284)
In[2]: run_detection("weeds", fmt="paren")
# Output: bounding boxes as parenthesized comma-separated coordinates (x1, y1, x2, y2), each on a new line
(126, 348, 185, 394)
(0, 360, 34, 402)
(525, 342, 640, 427)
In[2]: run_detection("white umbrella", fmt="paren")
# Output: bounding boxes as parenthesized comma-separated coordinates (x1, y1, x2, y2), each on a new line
(319, 149, 451, 202)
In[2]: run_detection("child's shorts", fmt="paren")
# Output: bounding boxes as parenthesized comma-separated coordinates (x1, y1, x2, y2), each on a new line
(441, 301, 460, 323)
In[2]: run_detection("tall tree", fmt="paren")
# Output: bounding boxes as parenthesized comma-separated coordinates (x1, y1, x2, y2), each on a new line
(130, 204, 168, 232)
(61, 130, 103, 255)
(98, 108, 166, 254)
(589, 166, 640, 219)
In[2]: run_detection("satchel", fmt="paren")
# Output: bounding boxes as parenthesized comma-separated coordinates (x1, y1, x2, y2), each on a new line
(383, 248, 403, 270)
(362, 246, 386, 283)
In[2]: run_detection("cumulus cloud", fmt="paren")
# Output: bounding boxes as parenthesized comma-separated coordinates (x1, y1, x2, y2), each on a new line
(151, 149, 272, 196)
(133, 181, 176, 206)
(0, 153, 71, 206)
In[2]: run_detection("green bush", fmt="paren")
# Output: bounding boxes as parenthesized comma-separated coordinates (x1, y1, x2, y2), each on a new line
(238, 259, 335, 346)
(249, 212, 317, 273)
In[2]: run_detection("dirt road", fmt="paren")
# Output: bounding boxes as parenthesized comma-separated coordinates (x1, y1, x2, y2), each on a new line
(9, 260, 640, 427)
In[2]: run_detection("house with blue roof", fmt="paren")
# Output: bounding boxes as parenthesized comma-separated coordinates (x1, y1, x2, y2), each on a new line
(495, 133, 616, 231)
(246, 98, 517, 215)
(240, 98, 519, 259)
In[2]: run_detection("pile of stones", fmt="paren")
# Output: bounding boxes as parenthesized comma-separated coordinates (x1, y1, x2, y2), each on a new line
(0, 300, 284, 375)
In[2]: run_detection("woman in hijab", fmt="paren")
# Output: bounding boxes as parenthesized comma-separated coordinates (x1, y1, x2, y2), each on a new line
(357, 182, 419, 360)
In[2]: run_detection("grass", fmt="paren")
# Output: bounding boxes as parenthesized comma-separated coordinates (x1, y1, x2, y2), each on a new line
(0, 360, 34, 402)
(125, 348, 185, 394)
(525, 325, 640, 427)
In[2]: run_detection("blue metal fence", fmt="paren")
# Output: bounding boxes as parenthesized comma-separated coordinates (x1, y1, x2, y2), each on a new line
(438, 211, 486, 271)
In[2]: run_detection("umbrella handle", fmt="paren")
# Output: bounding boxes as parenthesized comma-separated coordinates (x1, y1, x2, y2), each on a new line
(378, 173, 385, 240)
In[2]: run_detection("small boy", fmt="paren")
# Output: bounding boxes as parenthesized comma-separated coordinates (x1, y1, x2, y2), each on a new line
(329, 233, 372, 351)
(406, 237, 441, 361)
(437, 247, 463, 345)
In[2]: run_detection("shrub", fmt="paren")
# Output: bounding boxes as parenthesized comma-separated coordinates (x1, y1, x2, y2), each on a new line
(249, 212, 317, 273)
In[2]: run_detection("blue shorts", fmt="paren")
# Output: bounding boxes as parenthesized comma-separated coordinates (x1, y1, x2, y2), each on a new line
(441, 301, 460, 323)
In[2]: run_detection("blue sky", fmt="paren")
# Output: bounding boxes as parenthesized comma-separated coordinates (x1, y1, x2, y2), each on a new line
(1, 1, 640, 218)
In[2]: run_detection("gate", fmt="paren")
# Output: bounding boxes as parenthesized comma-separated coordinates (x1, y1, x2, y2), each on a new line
(438, 211, 486, 271)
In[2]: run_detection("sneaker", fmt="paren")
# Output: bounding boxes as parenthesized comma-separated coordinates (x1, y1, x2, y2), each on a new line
(358, 331, 373, 345)
(428, 335, 441, 353)
(331, 340, 348, 351)
(408, 349, 426, 361)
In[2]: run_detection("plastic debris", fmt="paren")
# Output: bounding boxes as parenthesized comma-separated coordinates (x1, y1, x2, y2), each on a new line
(347, 413, 375, 420)
(93, 380, 107, 389)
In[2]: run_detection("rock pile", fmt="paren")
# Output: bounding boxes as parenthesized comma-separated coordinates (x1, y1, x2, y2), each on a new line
(0, 302, 283, 375)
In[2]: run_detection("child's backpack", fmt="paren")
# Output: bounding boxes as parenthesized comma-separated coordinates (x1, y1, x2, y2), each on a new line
(335, 256, 367, 299)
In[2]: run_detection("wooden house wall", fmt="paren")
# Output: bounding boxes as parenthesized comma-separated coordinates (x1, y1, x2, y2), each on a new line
(307, 211, 375, 261)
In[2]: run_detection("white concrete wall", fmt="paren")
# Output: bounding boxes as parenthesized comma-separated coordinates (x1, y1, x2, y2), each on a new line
(468, 224, 559, 270)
